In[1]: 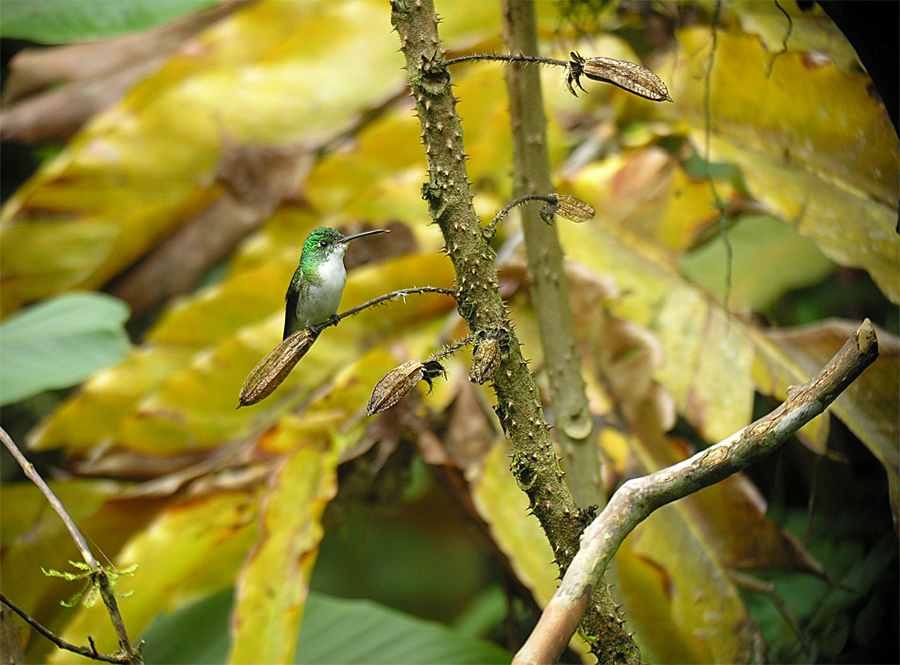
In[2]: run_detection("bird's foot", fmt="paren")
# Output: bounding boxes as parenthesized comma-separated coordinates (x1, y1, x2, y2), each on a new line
(309, 315, 341, 336)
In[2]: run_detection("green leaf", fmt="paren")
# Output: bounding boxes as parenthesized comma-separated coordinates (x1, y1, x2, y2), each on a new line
(0, 0, 221, 43)
(0, 292, 130, 405)
(141, 590, 512, 665)
(680, 213, 835, 311)
(141, 588, 232, 665)
(295, 593, 512, 665)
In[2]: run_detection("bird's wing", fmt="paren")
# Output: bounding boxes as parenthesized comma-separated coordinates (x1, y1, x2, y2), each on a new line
(284, 285, 298, 340)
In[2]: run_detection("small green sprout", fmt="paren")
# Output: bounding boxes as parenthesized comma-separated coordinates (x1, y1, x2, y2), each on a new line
(42, 561, 137, 608)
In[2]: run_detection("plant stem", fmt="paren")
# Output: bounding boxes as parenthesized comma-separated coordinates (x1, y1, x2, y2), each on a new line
(0, 427, 142, 664)
(335, 286, 457, 323)
(445, 53, 568, 69)
(484, 194, 556, 240)
(391, 0, 592, 594)
(0, 593, 128, 664)
(500, 2, 630, 660)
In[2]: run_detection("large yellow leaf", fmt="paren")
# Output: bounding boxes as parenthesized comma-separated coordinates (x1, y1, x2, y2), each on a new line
(230, 440, 338, 665)
(662, 15, 898, 302)
(468, 440, 558, 606)
(1, 0, 409, 318)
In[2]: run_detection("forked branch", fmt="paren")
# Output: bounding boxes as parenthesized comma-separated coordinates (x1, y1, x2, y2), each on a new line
(513, 319, 879, 665)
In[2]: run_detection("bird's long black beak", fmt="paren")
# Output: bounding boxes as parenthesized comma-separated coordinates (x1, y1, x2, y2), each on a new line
(340, 229, 390, 243)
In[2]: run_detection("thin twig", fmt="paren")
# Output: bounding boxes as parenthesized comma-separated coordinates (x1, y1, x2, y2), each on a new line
(483, 194, 557, 240)
(318, 285, 458, 332)
(727, 570, 811, 654)
(0, 593, 128, 664)
(426, 335, 476, 363)
(0, 427, 142, 664)
(1, 428, 96, 566)
(513, 319, 879, 665)
(445, 53, 568, 69)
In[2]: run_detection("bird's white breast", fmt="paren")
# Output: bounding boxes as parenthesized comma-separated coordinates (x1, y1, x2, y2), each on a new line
(296, 255, 347, 327)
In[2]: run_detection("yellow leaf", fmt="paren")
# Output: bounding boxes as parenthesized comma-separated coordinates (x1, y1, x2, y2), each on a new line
(1, 0, 408, 318)
(469, 440, 557, 604)
(230, 442, 339, 665)
(665, 23, 898, 302)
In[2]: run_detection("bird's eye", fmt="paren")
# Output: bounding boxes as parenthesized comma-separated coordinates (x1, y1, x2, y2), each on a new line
(319, 240, 328, 248)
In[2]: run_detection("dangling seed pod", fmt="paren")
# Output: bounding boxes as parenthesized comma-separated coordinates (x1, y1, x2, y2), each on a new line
(539, 194, 595, 225)
(367, 359, 447, 416)
(469, 337, 501, 385)
(566, 52, 672, 102)
(555, 195, 595, 222)
(239, 329, 317, 407)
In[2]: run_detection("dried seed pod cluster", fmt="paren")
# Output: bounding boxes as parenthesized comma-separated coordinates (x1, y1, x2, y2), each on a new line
(239, 329, 317, 407)
(540, 194, 595, 225)
(367, 359, 446, 416)
(566, 52, 673, 102)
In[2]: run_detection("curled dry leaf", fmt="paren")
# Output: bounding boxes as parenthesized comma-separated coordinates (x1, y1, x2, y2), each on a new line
(367, 359, 446, 416)
(239, 329, 317, 407)
(469, 337, 501, 385)
(566, 52, 673, 102)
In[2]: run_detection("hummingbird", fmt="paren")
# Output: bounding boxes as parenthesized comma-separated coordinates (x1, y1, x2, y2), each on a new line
(283, 227, 388, 339)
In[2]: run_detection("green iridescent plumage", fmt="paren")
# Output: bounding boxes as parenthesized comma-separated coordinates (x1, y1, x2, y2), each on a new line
(283, 227, 388, 339)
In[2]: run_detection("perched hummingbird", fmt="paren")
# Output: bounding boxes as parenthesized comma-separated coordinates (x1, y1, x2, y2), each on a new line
(284, 227, 388, 339)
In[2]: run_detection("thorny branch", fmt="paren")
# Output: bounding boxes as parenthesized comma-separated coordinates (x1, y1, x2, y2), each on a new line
(390, 0, 599, 636)
(513, 319, 879, 665)
(499, 1, 634, 661)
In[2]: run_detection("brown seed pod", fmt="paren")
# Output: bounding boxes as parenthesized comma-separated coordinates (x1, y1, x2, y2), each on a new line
(566, 52, 673, 102)
(541, 194, 595, 225)
(469, 337, 501, 385)
(239, 329, 317, 407)
(367, 361, 424, 416)
(367, 359, 447, 416)
(556, 194, 595, 222)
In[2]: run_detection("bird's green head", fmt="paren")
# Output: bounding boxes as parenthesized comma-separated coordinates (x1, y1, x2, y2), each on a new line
(300, 226, 389, 270)
(301, 227, 346, 266)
